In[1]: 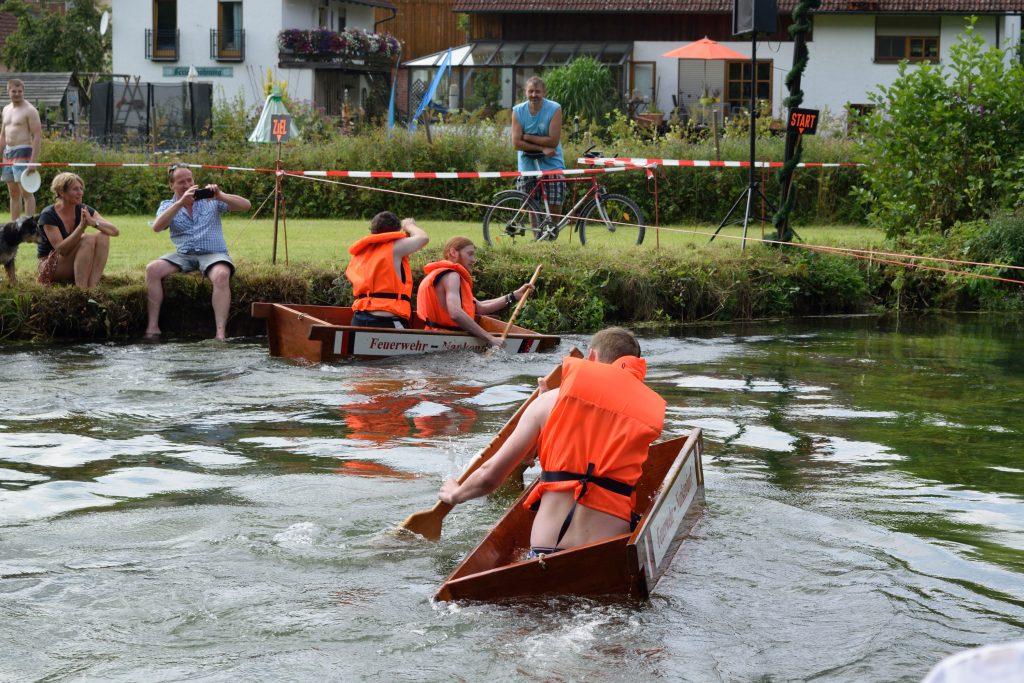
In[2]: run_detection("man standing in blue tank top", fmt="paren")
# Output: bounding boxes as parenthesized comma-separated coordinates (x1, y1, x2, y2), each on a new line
(511, 77, 565, 227)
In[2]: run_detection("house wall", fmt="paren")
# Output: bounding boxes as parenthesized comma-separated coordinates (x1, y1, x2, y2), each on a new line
(111, 0, 379, 110)
(636, 13, 1021, 129)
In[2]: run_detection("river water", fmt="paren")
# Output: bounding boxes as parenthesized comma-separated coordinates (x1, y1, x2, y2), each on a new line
(1, 315, 1022, 682)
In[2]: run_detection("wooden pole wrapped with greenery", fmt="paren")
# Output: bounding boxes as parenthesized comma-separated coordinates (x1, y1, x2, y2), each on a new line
(772, 0, 821, 243)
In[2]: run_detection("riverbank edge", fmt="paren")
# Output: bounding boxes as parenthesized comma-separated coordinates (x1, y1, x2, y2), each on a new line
(1, 246, 1018, 342)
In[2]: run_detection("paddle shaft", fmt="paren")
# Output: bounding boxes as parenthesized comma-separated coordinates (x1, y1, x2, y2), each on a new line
(499, 265, 542, 343)
(400, 347, 582, 539)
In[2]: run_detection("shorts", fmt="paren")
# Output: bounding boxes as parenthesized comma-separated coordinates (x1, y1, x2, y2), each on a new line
(2, 145, 32, 183)
(351, 311, 407, 329)
(517, 174, 565, 206)
(160, 252, 235, 278)
(37, 252, 59, 285)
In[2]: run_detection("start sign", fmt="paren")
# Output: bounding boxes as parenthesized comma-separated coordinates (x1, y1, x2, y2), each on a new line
(787, 108, 819, 135)
(271, 114, 292, 142)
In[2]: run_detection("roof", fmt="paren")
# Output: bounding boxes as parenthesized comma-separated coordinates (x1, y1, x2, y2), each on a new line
(349, 0, 398, 8)
(453, 0, 1024, 11)
(0, 72, 83, 108)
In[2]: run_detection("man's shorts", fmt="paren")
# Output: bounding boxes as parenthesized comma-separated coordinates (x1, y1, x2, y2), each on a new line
(517, 175, 565, 206)
(160, 252, 235, 278)
(1, 145, 32, 183)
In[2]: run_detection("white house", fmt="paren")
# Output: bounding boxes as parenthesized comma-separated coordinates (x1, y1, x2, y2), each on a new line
(110, 0, 399, 115)
(444, 1, 1024, 127)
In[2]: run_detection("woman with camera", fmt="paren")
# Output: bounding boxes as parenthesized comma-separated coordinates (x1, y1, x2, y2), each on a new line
(36, 171, 119, 289)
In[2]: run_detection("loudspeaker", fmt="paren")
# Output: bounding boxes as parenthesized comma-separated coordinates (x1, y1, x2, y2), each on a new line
(732, 0, 778, 35)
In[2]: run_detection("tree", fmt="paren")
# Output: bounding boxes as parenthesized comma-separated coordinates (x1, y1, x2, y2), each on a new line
(1, 0, 109, 73)
(859, 19, 1024, 238)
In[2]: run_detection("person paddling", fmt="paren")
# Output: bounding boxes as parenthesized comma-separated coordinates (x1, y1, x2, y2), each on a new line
(415, 236, 533, 348)
(438, 327, 666, 558)
(345, 211, 428, 328)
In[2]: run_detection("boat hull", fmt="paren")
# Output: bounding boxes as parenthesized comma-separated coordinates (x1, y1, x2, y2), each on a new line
(251, 302, 560, 362)
(435, 430, 705, 601)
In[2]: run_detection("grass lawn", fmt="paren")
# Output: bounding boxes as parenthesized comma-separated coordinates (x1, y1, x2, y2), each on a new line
(12, 214, 885, 280)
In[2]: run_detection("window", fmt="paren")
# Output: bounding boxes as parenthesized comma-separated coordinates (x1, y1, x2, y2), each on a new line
(337, 8, 346, 32)
(318, 7, 328, 28)
(875, 16, 940, 63)
(216, 1, 243, 60)
(725, 60, 772, 112)
(629, 62, 655, 115)
(150, 0, 177, 60)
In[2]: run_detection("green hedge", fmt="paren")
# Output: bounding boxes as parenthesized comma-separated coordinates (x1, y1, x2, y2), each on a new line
(5, 244, 1019, 343)
(38, 128, 866, 224)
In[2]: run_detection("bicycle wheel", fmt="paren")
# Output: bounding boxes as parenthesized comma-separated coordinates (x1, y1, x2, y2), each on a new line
(575, 193, 646, 246)
(482, 190, 545, 246)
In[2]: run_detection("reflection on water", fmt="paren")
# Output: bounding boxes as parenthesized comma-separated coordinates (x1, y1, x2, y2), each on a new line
(1, 316, 1023, 682)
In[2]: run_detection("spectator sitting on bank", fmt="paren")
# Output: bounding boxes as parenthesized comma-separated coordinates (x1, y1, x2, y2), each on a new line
(36, 172, 119, 289)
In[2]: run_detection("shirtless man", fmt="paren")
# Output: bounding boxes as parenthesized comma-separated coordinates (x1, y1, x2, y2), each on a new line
(438, 327, 666, 558)
(0, 79, 43, 221)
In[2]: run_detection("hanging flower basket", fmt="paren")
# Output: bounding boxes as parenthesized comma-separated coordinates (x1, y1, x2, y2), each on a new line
(277, 28, 400, 62)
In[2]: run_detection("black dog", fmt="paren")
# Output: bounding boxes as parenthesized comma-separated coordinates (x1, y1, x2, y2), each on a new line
(0, 214, 39, 284)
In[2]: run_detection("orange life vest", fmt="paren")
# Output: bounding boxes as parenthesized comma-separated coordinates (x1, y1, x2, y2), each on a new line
(345, 232, 412, 319)
(523, 355, 666, 522)
(416, 260, 475, 330)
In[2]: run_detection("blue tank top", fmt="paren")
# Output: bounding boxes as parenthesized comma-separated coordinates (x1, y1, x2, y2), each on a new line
(513, 98, 565, 173)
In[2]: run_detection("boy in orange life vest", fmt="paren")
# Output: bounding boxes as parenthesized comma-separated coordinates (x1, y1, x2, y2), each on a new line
(345, 211, 428, 328)
(416, 236, 534, 348)
(438, 327, 666, 557)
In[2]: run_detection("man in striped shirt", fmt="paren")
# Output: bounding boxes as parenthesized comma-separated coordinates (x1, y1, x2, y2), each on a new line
(144, 164, 251, 341)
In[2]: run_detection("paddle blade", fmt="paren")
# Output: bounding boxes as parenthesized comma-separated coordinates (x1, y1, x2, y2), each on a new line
(400, 501, 452, 540)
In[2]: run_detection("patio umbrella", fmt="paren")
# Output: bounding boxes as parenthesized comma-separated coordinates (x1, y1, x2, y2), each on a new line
(662, 36, 747, 97)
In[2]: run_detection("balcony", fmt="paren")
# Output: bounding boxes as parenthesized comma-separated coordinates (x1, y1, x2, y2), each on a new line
(211, 29, 245, 62)
(277, 28, 399, 71)
(145, 28, 179, 61)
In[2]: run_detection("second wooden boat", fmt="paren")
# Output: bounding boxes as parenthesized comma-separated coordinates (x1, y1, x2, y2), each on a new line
(251, 302, 561, 363)
(436, 429, 705, 602)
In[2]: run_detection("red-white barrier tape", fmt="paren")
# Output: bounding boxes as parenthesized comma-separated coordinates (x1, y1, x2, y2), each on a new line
(577, 157, 864, 168)
(2, 161, 652, 179)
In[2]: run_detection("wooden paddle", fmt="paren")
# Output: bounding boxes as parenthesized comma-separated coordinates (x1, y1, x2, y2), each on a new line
(400, 346, 582, 540)
(498, 264, 542, 344)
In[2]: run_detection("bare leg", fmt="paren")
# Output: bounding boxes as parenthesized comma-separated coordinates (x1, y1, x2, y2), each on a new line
(73, 234, 97, 288)
(145, 258, 180, 337)
(6, 182, 21, 221)
(208, 263, 232, 340)
(88, 233, 110, 288)
(23, 191, 35, 217)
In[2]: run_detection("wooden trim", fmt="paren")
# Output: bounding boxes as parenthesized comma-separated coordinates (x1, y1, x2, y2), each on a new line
(723, 59, 773, 112)
(216, 2, 243, 60)
(874, 35, 939, 63)
(151, 0, 177, 59)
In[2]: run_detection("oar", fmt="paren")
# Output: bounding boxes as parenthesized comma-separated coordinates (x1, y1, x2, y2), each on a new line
(498, 264, 542, 344)
(400, 347, 581, 540)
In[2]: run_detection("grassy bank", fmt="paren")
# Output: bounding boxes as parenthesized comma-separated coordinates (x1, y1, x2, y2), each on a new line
(2, 218, 1018, 342)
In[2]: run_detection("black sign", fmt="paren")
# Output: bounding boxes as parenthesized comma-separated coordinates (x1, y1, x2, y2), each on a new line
(787, 108, 819, 135)
(270, 114, 291, 142)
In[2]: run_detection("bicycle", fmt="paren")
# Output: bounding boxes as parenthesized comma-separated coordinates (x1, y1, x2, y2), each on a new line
(482, 148, 646, 247)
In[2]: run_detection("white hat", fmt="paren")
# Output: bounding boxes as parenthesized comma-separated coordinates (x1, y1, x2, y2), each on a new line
(921, 640, 1024, 683)
(19, 167, 40, 193)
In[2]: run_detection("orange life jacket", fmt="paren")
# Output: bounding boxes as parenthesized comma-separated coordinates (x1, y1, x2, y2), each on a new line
(523, 354, 666, 522)
(345, 232, 412, 319)
(416, 260, 475, 330)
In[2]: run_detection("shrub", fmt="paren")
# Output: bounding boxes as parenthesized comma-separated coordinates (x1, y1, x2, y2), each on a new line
(859, 19, 1024, 238)
(543, 56, 618, 123)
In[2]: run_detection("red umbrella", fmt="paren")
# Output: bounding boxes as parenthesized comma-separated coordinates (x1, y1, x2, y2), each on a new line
(662, 36, 747, 61)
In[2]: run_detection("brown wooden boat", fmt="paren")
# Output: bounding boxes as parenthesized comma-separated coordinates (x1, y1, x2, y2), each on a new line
(435, 428, 705, 602)
(251, 302, 561, 363)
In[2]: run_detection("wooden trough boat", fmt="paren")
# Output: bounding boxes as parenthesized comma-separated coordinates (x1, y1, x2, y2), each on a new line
(251, 302, 561, 362)
(435, 428, 705, 602)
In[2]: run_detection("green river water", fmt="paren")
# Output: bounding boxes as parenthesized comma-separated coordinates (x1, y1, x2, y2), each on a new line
(1, 314, 1021, 682)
